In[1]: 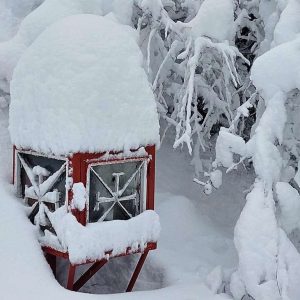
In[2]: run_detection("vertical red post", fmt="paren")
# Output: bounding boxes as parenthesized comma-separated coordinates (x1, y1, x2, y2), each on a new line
(66, 264, 76, 290)
(146, 145, 155, 210)
(69, 153, 86, 225)
(126, 250, 149, 292)
(45, 253, 56, 278)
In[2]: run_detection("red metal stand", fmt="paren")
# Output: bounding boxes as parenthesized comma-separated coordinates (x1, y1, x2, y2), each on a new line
(43, 243, 156, 292)
(73, 260, 107, 291)
(67, 264, 76, 290)
(126, 250, 149, 292)
(15, 145, 158, 293)
(45, 253, 56, 277)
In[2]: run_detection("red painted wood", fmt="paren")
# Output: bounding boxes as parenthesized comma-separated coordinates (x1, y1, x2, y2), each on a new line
(42, 246, 68, 259)
(145, 145, 155, 210)
(43, 243, 156, 292)
(73, 260, 107, 291)
(42, 242, 156, 265)
(126, 250, 150, 292)
(66, 264, 77, 290)
(69, 153, 87, 225)
(45, 253, 56, 277)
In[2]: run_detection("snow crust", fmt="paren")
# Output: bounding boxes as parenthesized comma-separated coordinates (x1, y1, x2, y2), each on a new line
(9, 14, 159, 155)
(187, 0, 234, 41)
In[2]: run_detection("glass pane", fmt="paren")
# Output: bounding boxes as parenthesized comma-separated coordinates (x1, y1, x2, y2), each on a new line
(88, 160, 144, 223)
(19, 153, 66, 210)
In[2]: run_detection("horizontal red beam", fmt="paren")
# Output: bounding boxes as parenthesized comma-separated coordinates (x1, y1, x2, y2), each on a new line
(42, 242, 157, 266)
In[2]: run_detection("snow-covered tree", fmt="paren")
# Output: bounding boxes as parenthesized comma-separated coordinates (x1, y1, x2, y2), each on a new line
(1, 0, 300, 299)
(214, 1, 300, 299)
(135, 0, 249, 176)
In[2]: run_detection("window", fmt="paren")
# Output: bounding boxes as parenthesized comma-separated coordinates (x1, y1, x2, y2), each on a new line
(16, 151, 67, 224)
(87, 159, 147, 223)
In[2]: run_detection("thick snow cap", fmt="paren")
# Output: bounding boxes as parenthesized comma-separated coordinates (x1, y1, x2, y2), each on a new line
(9, 14, 159, 155)
(251, 36, 300, 100)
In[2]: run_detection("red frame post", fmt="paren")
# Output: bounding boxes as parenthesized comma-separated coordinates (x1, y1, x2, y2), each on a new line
(145, 145, 155, 210)
(69, 153, 87, 225)
(73, 260, 107, 291)
(126, 250, 150, 292)
(66, 264, 77, 290)
(45, 253, 56, 277)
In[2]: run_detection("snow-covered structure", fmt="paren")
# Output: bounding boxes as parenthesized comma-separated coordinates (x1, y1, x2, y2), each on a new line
(10, 14, 160, 292)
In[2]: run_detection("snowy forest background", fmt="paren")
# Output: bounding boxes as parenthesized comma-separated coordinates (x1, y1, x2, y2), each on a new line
(1, 0, 300, 299)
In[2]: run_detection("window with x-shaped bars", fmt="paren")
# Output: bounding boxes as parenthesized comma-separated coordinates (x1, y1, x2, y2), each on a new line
(17, 152, 67, 224)
(88, 160, 146, 223)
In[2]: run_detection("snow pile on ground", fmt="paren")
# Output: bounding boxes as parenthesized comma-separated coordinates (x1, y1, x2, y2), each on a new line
(186, 0, 234, 41)
(41, 209, 160, 264)
(10, 14, 159, 155)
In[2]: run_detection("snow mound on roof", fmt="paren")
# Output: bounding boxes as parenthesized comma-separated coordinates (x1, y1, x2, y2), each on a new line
(9, 14, 159, 155)
(251, 36, 300, 100)
(0, 0, 133, 86)
(187, 0, 234, 41)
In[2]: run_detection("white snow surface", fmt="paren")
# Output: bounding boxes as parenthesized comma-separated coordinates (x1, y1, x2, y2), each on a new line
(210, 170, 222, 189)
(215, 128, 247, 168)
(251, 36, 300, 100)
(0, 0, 44, 42)
(276, 182, 300, 234)
(41, 208, 161, 264)
(0, 0, 134, 84)
(232, 181, 280, 300)
(71, 182, 87, 212)
(273, 0, 300, 46)
(9, 14, 159, 155)
(187, 0, 234, 41)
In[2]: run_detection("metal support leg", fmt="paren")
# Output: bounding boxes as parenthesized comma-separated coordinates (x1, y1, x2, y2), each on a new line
(73, 260, 107, 292)
(126, 250, 149, 292)
(66, 264, 76, 290)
